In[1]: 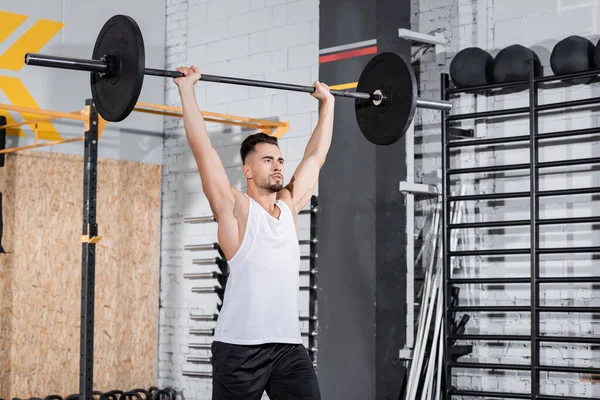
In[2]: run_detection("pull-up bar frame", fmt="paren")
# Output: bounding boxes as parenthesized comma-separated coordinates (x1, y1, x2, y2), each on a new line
(0, 101, 289, 154)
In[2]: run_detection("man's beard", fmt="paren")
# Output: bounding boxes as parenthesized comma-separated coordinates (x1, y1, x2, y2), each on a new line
(264, 181, 283, 193)
(261, 177, 283, 193)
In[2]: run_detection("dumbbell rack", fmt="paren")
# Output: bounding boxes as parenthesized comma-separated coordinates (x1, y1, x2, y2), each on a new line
(181, 195, 320, 378)
(440, 62, 600, 400)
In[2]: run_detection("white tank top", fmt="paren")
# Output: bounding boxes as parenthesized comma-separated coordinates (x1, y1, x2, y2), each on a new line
(213, 194, 303, 345)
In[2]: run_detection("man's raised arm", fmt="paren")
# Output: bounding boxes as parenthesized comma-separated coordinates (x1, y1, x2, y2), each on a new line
(284, 81, 335, 212)
(175, 66, 235, 220)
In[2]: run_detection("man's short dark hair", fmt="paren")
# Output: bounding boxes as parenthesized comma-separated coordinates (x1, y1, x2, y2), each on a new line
(240, 132, 279, 164)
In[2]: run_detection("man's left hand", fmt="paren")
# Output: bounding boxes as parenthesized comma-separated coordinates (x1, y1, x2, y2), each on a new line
(311, 81, 334, 103)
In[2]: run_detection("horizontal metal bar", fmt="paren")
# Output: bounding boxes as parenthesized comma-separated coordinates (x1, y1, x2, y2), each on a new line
(449, 389, 530, 399)
(449, 276, 600, 285)
(447, 125, 600, 149)
(537, 68, 600, 83)
(537, 246, 600, 254)
(539, 335, 600, 344)
(538, 216, 600, 225)
(190, 314, 219, 321)
(538, 276, 600, 283)
(299, 315, 318, 321)
(189, 328, 214, 335)
(299, 269, 317, 276)
(448, 162, 530, 175)
(537, 186, 600, 197)
(450, 334, 529, 341)
(449, 277, 529, 284)
(417, 98, 453, 111)
(192, 258, 224, 265)
(25, 52, 108, 73)
(448, 134, 530, 148)
(399, 181, 438, 195)
(299, 239, 317, 245)
(451, 334, 600, 344)
(446, 80, 530, 94)
(450, 306, 530, 312)
(451, 187, 600, 202)
(449, 248, 530, 257)
(192, 286, 222, 293)
(538, 306, 600, 313)
(538, 126, 600, 141)
(184, 216, 216, 223)
(184, 272, 222, 279)
(189, 343, 212, 349)
(300, 285, 317, 291)
(449, 361, 530, 371)
(537, 156, 600, 169)
(452, 246, 600, 257)
(449, 219, 529, 229)
(299, 208, 317, 215)
(537, 364, 600, 374)
(537, 395, 600, 400)
(447, 69, 600, 94)
(184, 243, 218, 251)
(187, 356, 212, 363)
(182, 371, 212, 378)
(302, 331, 318, 337)
(537, 96, 600, 112)
(448, 191, 530, 202)
(446, 106, 530, 121)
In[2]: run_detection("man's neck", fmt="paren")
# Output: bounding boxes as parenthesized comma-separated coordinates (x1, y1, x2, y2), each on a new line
(246, 186, 278, 213)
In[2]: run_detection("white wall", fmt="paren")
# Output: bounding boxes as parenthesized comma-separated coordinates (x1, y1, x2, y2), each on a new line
(159, 0, 319, 398)
(0, 0, 166, 163)
(413, 0, 600, 397)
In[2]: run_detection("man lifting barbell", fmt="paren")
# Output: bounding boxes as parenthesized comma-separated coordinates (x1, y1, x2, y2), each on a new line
(174, 65, 331, 400)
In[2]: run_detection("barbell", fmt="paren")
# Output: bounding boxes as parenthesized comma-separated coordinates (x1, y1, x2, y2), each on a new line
(23, 14, 452, 145)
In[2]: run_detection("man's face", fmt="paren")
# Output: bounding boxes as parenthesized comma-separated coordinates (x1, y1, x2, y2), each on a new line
(246, 143, 284, 193)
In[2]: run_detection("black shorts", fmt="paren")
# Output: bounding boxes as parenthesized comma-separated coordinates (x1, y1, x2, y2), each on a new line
(210, 341, 321, 400)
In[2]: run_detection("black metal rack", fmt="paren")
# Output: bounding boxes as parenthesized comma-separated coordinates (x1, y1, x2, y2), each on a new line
(441, 63, 600, 399)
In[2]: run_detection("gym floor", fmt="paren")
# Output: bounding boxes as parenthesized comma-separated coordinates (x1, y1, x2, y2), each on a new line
(0, 0, 599, 399)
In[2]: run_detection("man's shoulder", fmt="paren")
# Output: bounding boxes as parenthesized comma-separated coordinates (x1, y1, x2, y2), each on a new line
(276, 190, 297, 215)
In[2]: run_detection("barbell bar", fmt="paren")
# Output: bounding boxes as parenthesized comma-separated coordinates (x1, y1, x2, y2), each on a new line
(23, 14, 452, 145)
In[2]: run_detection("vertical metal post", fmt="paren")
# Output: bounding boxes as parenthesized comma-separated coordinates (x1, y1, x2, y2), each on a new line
(440, 73, 450, 400)
(80, 99, 99, 400)
(528, 60, 540, 400)
(309, 195, 318, 364)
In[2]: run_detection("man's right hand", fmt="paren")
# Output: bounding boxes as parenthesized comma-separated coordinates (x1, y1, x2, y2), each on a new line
(174, 65, 202, 89)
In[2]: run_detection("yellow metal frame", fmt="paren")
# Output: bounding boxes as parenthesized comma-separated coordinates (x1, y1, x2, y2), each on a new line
(0, 101, 290, 154)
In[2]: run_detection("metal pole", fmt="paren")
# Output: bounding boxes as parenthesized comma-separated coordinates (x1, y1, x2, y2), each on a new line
(80, 99, 99, 400)
(440, 72, 450, 400)
(529, 58, 540, 400)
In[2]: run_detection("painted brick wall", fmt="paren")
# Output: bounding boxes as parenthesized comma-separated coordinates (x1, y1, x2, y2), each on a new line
(159, 0, 319, 398)
(413, 0, 600, 397)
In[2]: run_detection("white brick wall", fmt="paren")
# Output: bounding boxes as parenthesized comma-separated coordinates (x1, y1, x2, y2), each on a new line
(159, 0, 319, 398)
(414, 0, 600, 396)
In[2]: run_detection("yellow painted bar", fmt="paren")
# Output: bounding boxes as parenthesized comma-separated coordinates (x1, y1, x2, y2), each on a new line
(0, 103, 87, 121)
(330, 82, 358, 90)
(0, 136, 85, 154)
(135, 101, 288, 129)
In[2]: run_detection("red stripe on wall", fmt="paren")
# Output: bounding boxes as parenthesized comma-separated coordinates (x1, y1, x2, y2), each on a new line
(318, 46, 378, 64)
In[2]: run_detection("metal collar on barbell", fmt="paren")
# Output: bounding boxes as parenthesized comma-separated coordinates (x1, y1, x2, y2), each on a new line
(23, 14, 452, 145)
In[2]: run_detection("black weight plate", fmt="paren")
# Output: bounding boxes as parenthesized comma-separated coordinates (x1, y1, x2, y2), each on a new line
(91, 15, 145, 122)
(355, 52, 416, 146)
